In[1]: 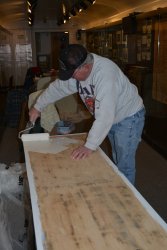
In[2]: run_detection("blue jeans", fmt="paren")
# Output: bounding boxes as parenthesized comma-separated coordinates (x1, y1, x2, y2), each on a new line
(108, 108, 145, 184)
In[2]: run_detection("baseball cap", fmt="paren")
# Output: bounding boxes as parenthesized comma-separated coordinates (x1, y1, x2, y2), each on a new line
(58, 44, 88, 80)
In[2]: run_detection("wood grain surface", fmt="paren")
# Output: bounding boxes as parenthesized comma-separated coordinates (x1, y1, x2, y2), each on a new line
(28, 134, 167, 250)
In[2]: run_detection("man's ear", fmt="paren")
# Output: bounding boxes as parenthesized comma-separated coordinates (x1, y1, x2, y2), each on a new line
(83, 64, 89, 70)
(84, 63, 93, 74)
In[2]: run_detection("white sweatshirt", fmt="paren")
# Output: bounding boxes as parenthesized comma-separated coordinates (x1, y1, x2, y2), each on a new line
(34, 53, 144, 150)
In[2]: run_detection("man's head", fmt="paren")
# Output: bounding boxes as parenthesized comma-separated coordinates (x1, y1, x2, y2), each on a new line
(58, 44, 93, 81)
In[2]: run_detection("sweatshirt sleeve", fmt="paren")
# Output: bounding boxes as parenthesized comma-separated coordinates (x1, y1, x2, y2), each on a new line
(85, 67, 119, 150)
(34, 78, 77, 112)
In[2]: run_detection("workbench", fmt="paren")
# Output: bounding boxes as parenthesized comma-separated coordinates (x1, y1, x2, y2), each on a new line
(22, 133, 167, 250)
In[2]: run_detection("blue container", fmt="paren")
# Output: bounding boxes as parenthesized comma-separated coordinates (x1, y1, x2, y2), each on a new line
(55, 121, 75, 135)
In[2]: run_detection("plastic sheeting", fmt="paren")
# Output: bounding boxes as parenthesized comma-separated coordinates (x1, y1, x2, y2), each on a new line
(0, 163, 27, 250)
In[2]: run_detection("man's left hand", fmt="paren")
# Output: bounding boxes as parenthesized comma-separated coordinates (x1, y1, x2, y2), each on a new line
(71, 146, 93, 160)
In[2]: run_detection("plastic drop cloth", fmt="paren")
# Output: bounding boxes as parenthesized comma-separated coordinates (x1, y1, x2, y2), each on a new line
(0, 163, 27, 250)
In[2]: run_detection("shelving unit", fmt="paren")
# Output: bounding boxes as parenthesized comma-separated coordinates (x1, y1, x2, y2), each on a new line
(86, 18, 154, 70)
(86, 26, 128, 67)
(136, 18, 154, 65)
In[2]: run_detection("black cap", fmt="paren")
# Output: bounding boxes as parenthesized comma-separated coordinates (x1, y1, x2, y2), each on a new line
(58, 44, 88, 80)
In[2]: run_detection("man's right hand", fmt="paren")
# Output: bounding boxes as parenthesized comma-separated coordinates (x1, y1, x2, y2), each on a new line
(29, 107, 41, 123)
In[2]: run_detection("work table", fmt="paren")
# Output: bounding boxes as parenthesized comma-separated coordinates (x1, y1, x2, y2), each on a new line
(22, 133, 167, 250)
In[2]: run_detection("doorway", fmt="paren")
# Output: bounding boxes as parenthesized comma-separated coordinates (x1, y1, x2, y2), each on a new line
(35, 32, 69, 73)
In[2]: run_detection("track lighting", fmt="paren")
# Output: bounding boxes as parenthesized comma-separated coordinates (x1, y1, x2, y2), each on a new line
(27, 0, 37, 26)
(28, 13, 34, 26)
(57, 0, 96, 26)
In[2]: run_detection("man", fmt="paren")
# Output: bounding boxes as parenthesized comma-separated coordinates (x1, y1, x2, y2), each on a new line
(29, 44, 145, 184)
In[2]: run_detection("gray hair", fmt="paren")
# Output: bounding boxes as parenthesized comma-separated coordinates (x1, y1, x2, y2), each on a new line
(79, 53, 93, 68)
(83, 53, 94, 64)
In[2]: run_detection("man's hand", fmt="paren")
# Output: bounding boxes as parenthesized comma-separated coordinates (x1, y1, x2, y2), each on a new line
(29, 107, 41, 123)
(71, 146, 93, 160)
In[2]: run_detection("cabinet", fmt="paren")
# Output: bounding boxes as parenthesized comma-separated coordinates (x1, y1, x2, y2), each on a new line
(86, 27, 128, 66)
(136, 19, 154, 65)
(86, 18, 154, 69)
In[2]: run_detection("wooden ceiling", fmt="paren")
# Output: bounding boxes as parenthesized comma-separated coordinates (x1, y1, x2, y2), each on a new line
(0, 0, 167, 30)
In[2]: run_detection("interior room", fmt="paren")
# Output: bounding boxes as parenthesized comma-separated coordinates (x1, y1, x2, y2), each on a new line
(0, 0, 167, 249)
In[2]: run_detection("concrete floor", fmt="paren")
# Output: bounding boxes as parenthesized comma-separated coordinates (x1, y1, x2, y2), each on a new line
(135, 140, 167, 222)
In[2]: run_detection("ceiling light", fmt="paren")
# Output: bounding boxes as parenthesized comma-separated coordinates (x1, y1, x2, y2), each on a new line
(57, 0, 95, 26)
(27, 1, 31, 7)
(28, 7, 31, 13)
(75, 4, 82, 13)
